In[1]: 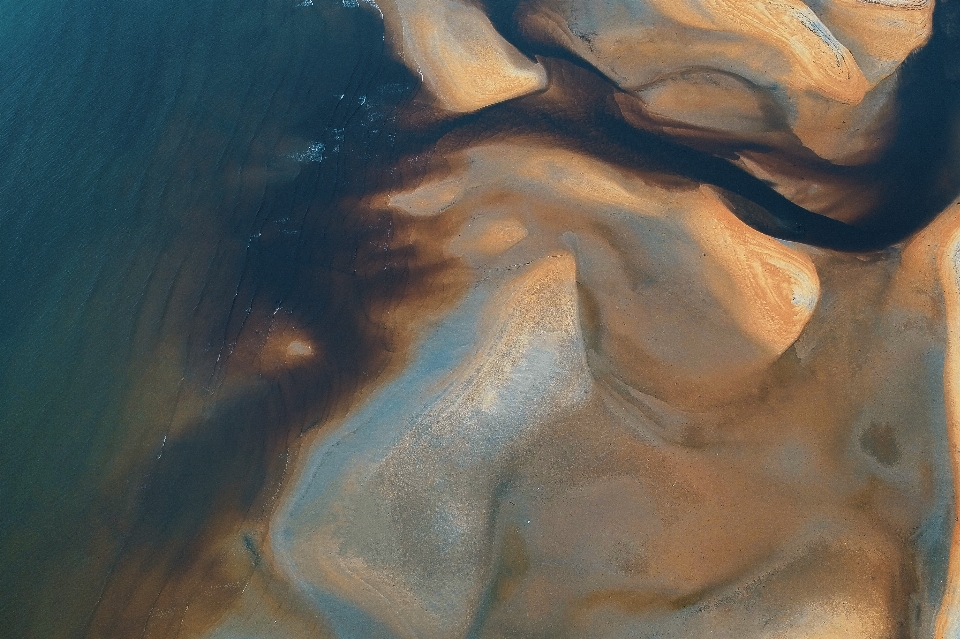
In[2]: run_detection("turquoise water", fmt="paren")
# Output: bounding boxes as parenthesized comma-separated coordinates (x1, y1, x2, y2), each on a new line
(0, 1, 406, 635)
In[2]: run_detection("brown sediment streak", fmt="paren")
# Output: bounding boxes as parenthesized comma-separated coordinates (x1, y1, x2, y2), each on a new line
(470, 218, 528, 255)
(86, 187, 473, 639)
(383, 139, 825, 408)
(693, 186, 820, 356)
(376, 0, 547, 112)
(686, 0, 868, 102)
(812, 0, 933, 89)
(524, 0, 868, 103)
(513, 0, 937, 166)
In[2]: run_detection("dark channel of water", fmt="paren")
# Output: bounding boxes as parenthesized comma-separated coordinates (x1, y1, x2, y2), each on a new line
(1, 0, 959, 637)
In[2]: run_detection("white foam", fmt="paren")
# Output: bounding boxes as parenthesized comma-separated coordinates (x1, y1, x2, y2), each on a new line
(289, 141, 325, 163)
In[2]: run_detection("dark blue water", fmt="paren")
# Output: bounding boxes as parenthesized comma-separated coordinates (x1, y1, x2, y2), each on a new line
(2, 0, 959, 637)
(0, 1, 409, 636)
